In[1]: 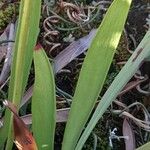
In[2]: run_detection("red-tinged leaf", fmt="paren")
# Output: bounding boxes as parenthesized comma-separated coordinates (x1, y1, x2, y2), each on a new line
(3, 100, 38, 150)
(123, 118, 135, 150)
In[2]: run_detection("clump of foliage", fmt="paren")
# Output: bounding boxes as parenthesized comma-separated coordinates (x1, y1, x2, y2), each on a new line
(2, 0, 150, 150)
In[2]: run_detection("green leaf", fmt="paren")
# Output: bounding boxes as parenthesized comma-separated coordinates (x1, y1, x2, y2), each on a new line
(62, 0, 132, 149)
(136, 142, 150, 150)
(32, 45, 56, 150)
(0, 0, 41, 149)
(76, 24, 150, 150)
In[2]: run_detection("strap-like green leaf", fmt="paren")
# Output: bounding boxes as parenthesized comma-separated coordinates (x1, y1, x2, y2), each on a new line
(136, 141, 150, 150)
(0, 0, 41, 149)
(32, 46, 56, 150)
(62, 0, 132, 149)
(76, 21, 150, 150)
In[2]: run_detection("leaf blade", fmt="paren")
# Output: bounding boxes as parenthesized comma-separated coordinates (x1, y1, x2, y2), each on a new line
(32, 45, 56, 150)
(136, 142, 150, 150)
(76, 23, 150, 150)
(62, 0, 132, 150)
(0, 0, 41, 149)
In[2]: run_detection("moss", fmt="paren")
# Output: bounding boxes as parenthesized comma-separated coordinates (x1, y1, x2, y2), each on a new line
(0, 3, 19, 31)
(115, 33, 131, 62)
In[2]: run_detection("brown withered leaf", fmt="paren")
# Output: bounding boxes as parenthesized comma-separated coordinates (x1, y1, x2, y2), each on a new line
(123, 118, 135, 150)
(3, 100, 38, 150)
(53, 29, 96, 73)
(21, 108, 70, 125)
(119, 77, 148, 96)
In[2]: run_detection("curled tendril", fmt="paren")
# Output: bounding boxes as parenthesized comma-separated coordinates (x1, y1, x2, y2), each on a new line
(42, 0, 109, 53)
(43, 15, 61, 54)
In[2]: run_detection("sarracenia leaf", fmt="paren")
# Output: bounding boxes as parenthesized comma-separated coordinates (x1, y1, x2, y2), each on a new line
(32, 45, 56, 150)
(0, 0, 41, 149)
(62, 0, 132, 149)
(136, 142, 150, 150)
(76, 20, 150, 150)
(3, 100, 37, 150)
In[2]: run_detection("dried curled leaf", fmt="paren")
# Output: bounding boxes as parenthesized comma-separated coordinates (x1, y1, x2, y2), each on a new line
(123, 118, 135, 150)
(3, 100, 38, 150)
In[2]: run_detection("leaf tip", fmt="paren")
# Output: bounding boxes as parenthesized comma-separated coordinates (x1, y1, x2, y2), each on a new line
(35, 44, 42, 51)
